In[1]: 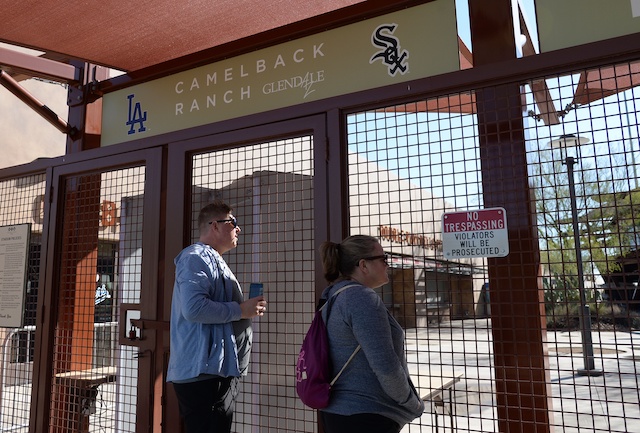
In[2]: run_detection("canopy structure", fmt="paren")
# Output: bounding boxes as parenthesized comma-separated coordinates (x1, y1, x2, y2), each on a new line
(0, 0, 385, 139)
(0, 0, 368, 75)
(571, 61, 640, 107)
(0, 0, 634, 133)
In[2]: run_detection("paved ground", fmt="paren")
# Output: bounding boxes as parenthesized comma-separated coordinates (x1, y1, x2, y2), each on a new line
(2, 319, 638, 433)
(403, 319, 640, 433)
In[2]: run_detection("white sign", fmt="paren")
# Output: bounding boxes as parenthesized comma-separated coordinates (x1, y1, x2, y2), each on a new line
(442, 208, 508, 259)
(0, 223, 31, 327)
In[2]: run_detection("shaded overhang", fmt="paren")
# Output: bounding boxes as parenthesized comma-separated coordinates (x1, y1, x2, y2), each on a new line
(0, 0, 429, 138)
(1, 0, 637, 135)
(571, 61, 640, 106)
(0, 0, 422, 82)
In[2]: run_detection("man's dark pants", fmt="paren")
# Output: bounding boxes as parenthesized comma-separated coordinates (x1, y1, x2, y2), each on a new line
(173, 376, 239, 433)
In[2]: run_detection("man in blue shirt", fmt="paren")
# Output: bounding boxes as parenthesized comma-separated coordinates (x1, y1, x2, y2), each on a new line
(167, 200, 267, 433)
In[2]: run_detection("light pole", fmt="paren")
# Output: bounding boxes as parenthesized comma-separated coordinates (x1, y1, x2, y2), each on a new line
(624, 93, 639, 189)
(549, 134, 603, 376)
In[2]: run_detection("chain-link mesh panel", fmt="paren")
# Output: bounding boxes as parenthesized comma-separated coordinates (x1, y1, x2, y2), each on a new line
(346, 59, 640, 433)
(525, 60, 640, 433)
(49, 166, 145, 433)
(347, 104, 491, 433)
(190, 136, 315, 432)
(0, 173, 45, 433)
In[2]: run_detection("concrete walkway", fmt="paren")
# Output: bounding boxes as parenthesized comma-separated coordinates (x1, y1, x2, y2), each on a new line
(2, 319, 638, 433)
(403, 319, 640, 433)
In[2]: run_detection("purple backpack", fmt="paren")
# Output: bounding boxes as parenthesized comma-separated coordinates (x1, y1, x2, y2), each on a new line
(296, 285, 360, 409)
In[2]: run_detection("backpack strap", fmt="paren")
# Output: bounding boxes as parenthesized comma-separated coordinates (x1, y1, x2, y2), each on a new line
(320, 283, 362, 386)
(330, 345, 361, 386)
(319, 283, 358, 312)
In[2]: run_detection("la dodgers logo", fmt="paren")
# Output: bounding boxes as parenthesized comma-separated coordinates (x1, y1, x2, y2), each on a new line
(126, 94, 147, 135)
(370, 23, 409, 77)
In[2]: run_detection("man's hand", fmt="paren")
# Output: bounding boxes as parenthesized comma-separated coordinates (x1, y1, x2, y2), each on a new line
(240, 296, 267, 318)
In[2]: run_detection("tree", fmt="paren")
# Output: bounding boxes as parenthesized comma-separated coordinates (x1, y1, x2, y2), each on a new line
(581, 187, 640, 276)
(530, 149, 627, 310)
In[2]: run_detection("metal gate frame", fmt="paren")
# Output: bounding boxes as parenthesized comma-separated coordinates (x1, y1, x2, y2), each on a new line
(24, 147, 164, 433)
(1, 16, 640, 432)
(162, 115, 331, 432)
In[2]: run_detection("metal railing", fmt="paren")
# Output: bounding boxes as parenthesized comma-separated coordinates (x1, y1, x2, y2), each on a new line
(0, 322, 118, 433)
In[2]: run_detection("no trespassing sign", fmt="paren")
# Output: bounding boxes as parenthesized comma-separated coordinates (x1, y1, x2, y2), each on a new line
(442, 208, 509, 259)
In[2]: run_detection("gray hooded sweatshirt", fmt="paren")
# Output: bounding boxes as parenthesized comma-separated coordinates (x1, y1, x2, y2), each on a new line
(319, 280, 425, 427)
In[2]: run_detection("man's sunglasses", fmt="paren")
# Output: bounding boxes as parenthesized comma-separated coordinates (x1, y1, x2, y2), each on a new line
(209, 216, 238, 228)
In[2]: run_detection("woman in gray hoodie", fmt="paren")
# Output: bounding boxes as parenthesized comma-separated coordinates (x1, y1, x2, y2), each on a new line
(318, 235, 424, 433)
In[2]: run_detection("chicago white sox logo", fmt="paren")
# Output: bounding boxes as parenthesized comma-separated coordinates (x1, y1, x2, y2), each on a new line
(370, 23, 409, 77)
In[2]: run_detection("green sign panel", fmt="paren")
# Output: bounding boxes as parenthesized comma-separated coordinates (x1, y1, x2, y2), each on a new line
(101, 0, 459, 146)
(537, 0, 640, 53)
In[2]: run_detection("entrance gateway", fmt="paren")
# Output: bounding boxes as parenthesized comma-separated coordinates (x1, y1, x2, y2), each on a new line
(5, 1, 637, 433)
(100, 4, 462, 432)
(93, 2, 547, 430)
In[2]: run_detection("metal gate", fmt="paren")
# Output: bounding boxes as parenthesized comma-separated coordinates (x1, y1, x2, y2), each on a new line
(0, 169, 46, 433)
(163, 116, 330, 432)
(0, 149, 163, 433)
(343, 58, 640, 433)
(1, 54, 640, 433)
(41, 148, 164, 433)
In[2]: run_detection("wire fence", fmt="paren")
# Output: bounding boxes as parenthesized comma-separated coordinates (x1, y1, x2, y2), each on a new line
(0, 58, 639, 433)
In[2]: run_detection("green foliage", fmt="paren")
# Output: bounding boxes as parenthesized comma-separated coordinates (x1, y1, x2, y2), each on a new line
(532, 148, 640, 319)
(586, 188, 640, 275)
(531, 147, 640, 329)
(542, 274, 580, 313)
